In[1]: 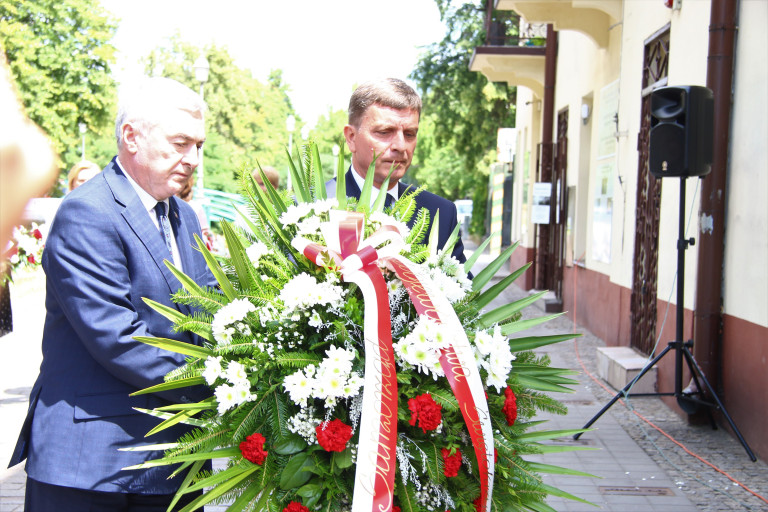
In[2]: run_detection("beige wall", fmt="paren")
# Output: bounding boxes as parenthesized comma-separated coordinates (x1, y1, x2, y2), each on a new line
(723, 0, 768, 327)
(508, 0, 766, 326)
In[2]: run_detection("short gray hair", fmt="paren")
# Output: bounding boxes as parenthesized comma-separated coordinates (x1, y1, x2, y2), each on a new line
(115, 77, 206, 148)
(348, 78, 422, 127)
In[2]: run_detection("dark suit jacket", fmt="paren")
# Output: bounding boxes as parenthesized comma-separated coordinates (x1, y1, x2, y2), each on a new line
(9, 158, 215, 494)
(327, 169, 468, 264)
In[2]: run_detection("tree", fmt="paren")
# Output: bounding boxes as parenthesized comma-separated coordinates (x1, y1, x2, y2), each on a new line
(308, 107, 348, 179)
(0, 0, 117, 174)
(410, 0, 516, 235)
(144, 36, 298, 193)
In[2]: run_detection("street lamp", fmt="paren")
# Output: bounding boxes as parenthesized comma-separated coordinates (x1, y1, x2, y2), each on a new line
(193, 55, 210, 197)
(79, 123, 86, 160)
(286, 114, 296, 192)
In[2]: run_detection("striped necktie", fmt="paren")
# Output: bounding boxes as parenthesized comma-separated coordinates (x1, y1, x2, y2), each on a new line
(154, 202, 173, 254)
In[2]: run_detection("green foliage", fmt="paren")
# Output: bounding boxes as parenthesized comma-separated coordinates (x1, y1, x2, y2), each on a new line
(308, 107, 349, 180)
(0, 0, 118, 186)
(409, 1, 517, 236)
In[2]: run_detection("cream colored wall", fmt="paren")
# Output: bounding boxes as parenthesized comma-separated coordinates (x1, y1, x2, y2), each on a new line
(722, 0, 768, 327)
(509, 0, 764, 321)
(513, 87, 538, 248)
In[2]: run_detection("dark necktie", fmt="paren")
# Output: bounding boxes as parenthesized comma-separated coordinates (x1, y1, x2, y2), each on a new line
(384, 193, 395, 209)
(154, 202, 173, 254)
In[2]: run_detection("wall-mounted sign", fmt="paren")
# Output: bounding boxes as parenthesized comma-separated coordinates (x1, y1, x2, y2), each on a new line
(532, 182, 552, 224)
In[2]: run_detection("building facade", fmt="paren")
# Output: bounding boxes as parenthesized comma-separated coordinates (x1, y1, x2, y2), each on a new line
(471, 0, 767, 460)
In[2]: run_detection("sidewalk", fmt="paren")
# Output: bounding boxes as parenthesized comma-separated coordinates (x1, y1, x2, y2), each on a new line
(1, 245, 767, 511)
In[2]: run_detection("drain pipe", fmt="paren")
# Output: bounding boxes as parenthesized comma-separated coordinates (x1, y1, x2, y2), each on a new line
(693, 0, 738, 396)
(535, 24, 557, 290)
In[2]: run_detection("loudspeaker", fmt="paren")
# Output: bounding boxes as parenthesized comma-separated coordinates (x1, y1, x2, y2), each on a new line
(649, 85, 714, 178)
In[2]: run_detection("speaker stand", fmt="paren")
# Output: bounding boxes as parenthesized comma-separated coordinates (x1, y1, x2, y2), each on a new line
(574, 177, 756, 462)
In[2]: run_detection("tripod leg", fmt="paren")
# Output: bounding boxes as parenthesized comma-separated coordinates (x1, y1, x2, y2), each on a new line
(574, 344, 673, 440)
(682, 346, 757, 462)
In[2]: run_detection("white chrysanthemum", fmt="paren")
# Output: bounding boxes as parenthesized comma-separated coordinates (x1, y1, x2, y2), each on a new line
(225, 361, 249, 386)
(213, 325, 235, 345)
(213, 298, 256, 328)
(284, 370, 314, 405)
(232, 381, 254, 404)
(280, 273, 345, 312)
(215, 384, 237, 414)
(312, 198, 339, 215)
(202, 356, 223, 385)
(246, 241, 269, 266)
(280, 202, 313, 226)
(308, 310, 323, 328)
(296, 215, 322, 236)
(474, 330, 495, 356)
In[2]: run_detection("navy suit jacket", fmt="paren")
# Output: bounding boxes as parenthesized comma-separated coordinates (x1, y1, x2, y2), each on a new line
(327, 169, 468, 264)
(9, 158, 216, 494)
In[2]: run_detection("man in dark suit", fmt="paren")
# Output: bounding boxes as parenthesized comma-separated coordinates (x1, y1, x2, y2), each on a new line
(329, 78, 468, 263)
(9, 77, 216, 511)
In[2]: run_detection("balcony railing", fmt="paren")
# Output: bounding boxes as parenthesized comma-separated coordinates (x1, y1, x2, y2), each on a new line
(483, 1, 547, 48)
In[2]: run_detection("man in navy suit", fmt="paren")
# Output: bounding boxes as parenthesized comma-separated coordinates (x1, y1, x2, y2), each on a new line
(330, 78, 468, 263)
(9, 77, 216, 511)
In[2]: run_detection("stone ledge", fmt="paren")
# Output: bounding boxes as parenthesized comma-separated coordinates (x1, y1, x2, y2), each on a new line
(596, 346, 657, 394)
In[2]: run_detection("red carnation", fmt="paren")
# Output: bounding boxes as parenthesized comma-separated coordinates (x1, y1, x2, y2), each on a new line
(32, 228, 43, 240)
(239, 432, 268, 464)
(316, 419, 353, 452)
(408, 393, 442, 433)
(393, 507, 401, 512)
(502, 386, 518, 426)
(27, 254, 36, 264)
(283, 502, 310, 512)
(441, 447, 462, 477)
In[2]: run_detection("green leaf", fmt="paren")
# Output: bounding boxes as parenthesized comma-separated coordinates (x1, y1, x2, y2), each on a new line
(297, 482, 324, 505)
(287, 147, 310, 203)
(514, 374, 576, 393)
(472, 241, 519, 292)
(464, 234, 495, 275)
(427, 208, 440, 255)
(477, 290, 548, 327)
(501, 313, 565, 336)
(177, 465, 261, 512)
(168, 460, 205, 511)
(516, 429, 590, 443)
(311, 142, 327, 200)
(473, 262, 532, 310)
(131, 407, 207, 429)
(221, 220, 258, 290)
(225, 480, 262, 512)
(273, 434, 307, 455)
(524, 461, 599, 478)
(145, 408, 202, 437)
(509, 333, 578, 351)
(140, 298, 187, 326)
(130, 376, 206, 396)
(195, 234, 237, 300)
(538, 482, 598, 506)
(279, 452, 314, 489)
(122, 447, 241, 469)
(335, 144, 348, 209)
(132, 335, 212, 359)
(334, 446, 354, 469)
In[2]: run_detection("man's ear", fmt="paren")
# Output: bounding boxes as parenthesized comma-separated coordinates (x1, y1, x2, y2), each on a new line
(121, 123, 139, 154)
(343, 125, 356, 154)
